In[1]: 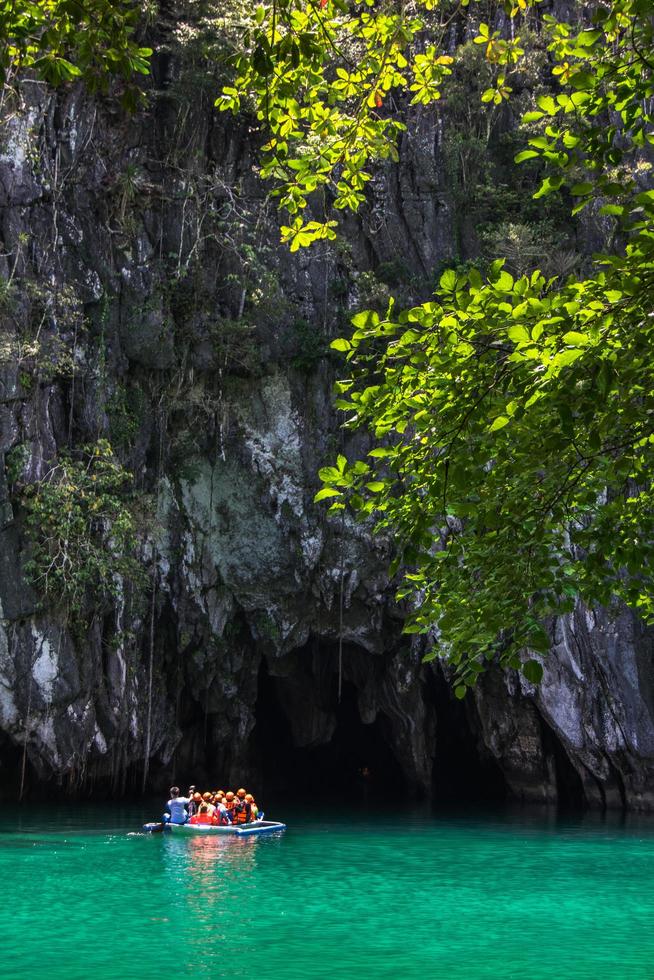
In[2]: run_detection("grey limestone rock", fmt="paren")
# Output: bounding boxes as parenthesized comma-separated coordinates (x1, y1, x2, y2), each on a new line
(0, 41, 651, 807)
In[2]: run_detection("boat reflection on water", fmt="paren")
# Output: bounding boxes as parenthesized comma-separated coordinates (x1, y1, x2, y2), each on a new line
(185, 836, 261, 942)
(161, 830, 262, 921)
(188, 833, 258, 875)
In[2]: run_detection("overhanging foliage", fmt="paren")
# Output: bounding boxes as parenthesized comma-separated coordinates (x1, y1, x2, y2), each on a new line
(223, 0, 654, 687)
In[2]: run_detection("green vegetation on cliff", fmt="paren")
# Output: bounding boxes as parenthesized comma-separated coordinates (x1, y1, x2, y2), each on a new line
(16, 440, 146, 616)
(220, 0, 654, 687)
(2, 0, 653, 693)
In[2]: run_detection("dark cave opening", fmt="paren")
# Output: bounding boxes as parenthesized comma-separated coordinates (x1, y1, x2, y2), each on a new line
(254, 660, 407, 802)
(0, 731, 28, 798)
(429, 673, 509, 804)
(543, 721, 586, 810)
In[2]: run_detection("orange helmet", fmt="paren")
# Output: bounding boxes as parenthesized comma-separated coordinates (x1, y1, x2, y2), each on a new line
(245, 794, 253, 802)
(237, 788, 246, 798)
(193, 792, 202, 802)
(225, 792, 234, 800)
(202, 792, 212, 801)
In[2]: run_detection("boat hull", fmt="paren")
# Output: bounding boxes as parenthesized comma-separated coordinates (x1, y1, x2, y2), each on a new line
(144, 820, 285, 836)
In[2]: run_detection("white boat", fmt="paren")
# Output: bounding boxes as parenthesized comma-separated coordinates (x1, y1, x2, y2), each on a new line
(144, 819, 286, 836)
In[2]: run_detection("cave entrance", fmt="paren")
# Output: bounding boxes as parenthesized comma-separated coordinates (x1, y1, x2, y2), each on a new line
(429, 673, 508, 805)
(542, 721, 587, 810)
(0, 731, 29, 800)
(254, 661, 407, 802)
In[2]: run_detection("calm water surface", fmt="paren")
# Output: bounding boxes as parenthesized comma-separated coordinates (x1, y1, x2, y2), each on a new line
(2, 802, 654, 979)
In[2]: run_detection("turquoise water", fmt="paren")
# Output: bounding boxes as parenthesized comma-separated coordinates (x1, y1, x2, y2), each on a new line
(2, 803, 654, 979)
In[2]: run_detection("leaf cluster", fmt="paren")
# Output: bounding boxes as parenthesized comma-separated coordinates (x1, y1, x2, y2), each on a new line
(309, 0, 654, 687)
(320, 225, 654, 687)
(0, 0, 152, 104)
(218, 0, 529, 247)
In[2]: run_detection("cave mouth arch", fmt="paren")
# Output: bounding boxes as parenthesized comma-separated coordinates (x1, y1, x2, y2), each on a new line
(429, 672, 509, 805)
(254, 658, 408, 803)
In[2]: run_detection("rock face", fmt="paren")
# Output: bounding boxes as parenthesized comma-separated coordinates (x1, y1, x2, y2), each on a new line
(0, 37, 652, 807)
(472, 606, 654, 809)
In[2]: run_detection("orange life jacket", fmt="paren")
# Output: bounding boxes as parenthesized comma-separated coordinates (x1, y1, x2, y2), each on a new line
(189, 812, 213, 825)
(232, 801, 250, 824)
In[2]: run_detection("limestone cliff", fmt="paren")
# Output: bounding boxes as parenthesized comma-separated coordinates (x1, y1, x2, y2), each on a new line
(0, 25, 652, 807)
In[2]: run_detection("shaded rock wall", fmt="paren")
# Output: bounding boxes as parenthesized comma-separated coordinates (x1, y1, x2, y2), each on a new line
(0, 31, 652, 808)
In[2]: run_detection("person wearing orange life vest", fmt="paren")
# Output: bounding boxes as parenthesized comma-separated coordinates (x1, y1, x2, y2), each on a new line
(224, 791, 236, 822)
(201, 792, 216, 816)
(232, 788, 251, 825)
(187, 791, 202, 818)
(189, 804, 214, 825)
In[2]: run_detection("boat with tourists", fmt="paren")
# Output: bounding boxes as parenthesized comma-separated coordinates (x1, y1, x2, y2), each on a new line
(144, 819, 286, 836)
(143, 783, 285, 836)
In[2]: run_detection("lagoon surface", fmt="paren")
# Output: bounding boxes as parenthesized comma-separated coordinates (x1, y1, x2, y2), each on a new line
(2, 803, 654, 979)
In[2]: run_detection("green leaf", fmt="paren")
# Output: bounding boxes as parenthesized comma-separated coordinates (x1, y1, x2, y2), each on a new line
(252, 44, 274, 76)
(351, 310, 380, 329)
(522, 660, 544, 684)
(569, 70, 594, 90)
(514, 149, 540, 163)
(454, 685, 467, 700)
(507, 325, 530, 344)
(318, 466, 342, 482)
(536, 94, 557, 115)
(576, 29, 601, 47)
(439, 269, 458, 292)
(533, 175, 564, 199)
(314, 487, 342, 502)
(330, 338, 352, 352)
(562, 331, 590, 347)
(490, 416, 509, 432)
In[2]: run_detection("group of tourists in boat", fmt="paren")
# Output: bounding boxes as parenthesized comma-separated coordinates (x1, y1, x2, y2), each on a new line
(165, 785, 261, 826)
